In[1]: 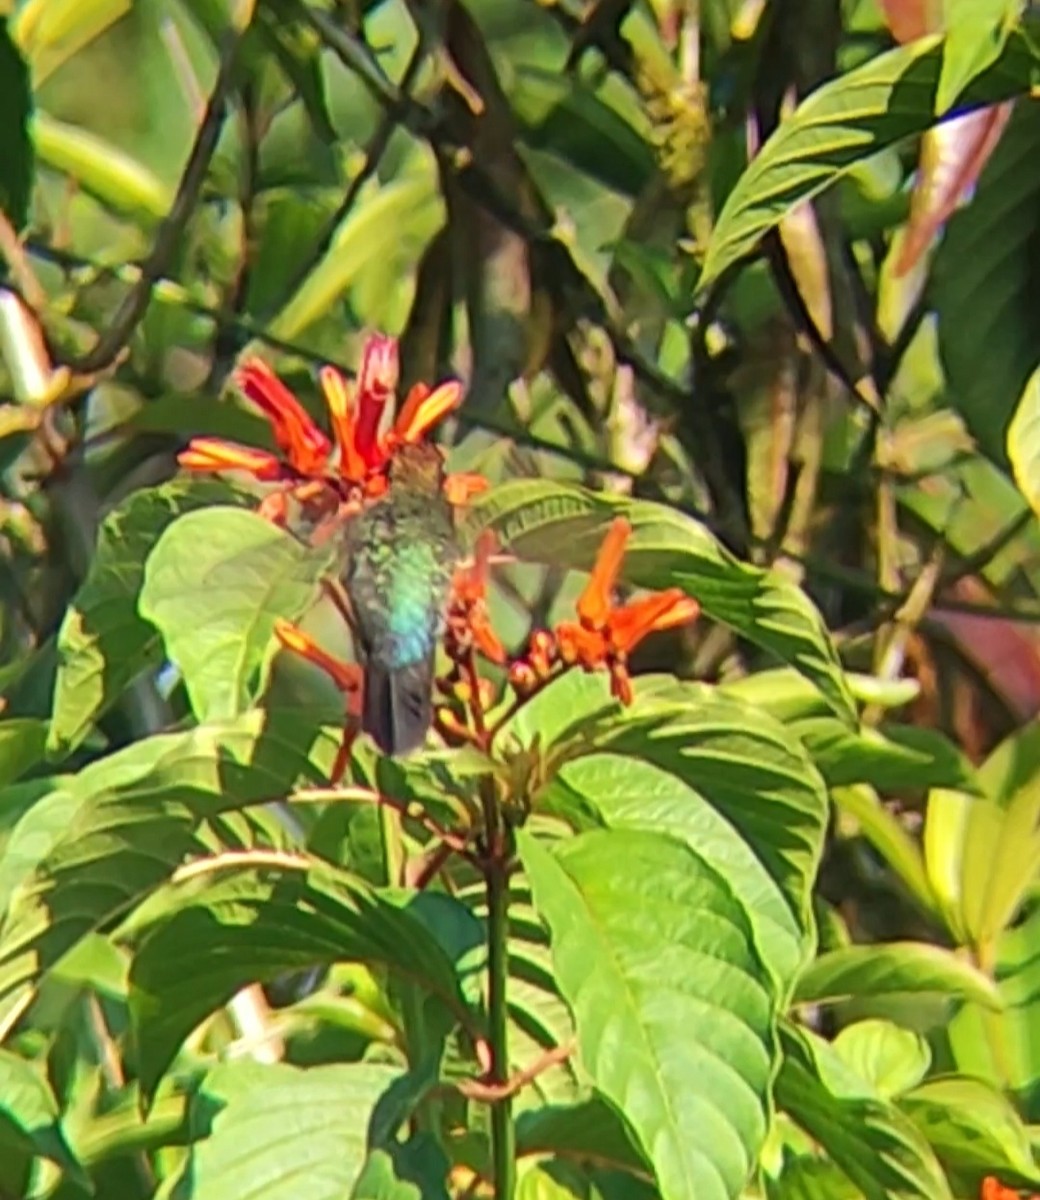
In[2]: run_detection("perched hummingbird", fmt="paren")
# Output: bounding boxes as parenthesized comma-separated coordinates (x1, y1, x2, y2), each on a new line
(342, 442, 460, 756)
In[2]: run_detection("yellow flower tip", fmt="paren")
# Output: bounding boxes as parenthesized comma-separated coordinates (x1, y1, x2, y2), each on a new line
(394, 379, 464, 444)
(178, 437, 283, 480)
(576, 517, 632, 628)
(273, 619, 312, 655)
(320, 365, 367, 482)
(319, 365, 352, 418)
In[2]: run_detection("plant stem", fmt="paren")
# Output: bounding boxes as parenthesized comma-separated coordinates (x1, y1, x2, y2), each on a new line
(484, 819, 516, 1200)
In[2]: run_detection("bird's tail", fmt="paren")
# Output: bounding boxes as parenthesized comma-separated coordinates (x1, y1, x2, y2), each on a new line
(362, 657, 435, 756)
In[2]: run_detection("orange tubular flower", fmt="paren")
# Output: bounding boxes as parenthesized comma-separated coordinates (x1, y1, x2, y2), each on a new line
(179, 334, 481, 525)
(555, 517, 700, 704)
(274, 619, 362, 697)
(449, 529, 508, 665)
(177, 437, 285, 481)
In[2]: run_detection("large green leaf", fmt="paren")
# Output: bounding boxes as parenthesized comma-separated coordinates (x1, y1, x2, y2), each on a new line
(49, 480, 248, 757)
(697, 34, 1036, 295)
(794, 942, 1002, 1011)
(127, 855, 484, 1100)
(140, 506, 332, 722)
(931, 99, 1040, 464)
(534, 677, 829, 984)
(0, 709, 324, 1031)
(519, 827, 777, 1200)
(776, 1024, 952, 1200)
(468, 481, 855, 725)
(0, 21, 32, 229)
(171, 1060, 448, 1200)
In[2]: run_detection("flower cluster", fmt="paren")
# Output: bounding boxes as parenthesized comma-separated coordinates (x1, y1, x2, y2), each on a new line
(180, 333, 701, 772)
(179, 334, 485, 527)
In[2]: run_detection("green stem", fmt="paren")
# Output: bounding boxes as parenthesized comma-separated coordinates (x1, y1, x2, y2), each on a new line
(485, 827, 516, 1200)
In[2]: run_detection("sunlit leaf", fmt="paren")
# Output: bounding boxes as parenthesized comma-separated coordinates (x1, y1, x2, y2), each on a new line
(697, 34, 1035, 295)
(832, 1019, 932, 1097)
(140, 506, 332, 722)
(520, 827, 776, 1200)
(936, 0, 1019, 113)
(795, 941, 1002, 1010)
(776, 1023, 952, 1200)
(1007, 363, 1040, 518)
(0, 1047, 86, 1189)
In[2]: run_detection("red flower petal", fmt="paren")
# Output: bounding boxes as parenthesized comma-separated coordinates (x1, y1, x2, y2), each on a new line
(235, 359, 331, 475)
(319, 365, 367, 484)
(393, 380, 464, 445)
(354, 334, 398, 469)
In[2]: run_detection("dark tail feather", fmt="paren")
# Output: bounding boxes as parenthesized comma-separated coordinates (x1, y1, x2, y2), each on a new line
(362, 658, 434, 756)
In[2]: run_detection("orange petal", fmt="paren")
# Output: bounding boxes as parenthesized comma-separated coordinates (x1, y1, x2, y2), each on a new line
(555, 621, 608, 669)
(576, 517, 631, 629)
(609, 663, 633, 706)
(235, 358, 331, 475)
(443, 472, 490, 506)
(393, 379, 464, 445)
(355, 334, 398, 469)
(471, 611, 507, 665)
(319, 365, 367, 483)
(178, 437, 284, 480)
(274, 619, 361, 694)
(608, 590, 699, 652)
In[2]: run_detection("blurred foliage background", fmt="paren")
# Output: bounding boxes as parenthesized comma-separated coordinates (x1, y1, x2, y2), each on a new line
(4, 0, 1040, 1195)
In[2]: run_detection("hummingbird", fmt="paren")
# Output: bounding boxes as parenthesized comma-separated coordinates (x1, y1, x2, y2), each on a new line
(342, 441, 461, 756)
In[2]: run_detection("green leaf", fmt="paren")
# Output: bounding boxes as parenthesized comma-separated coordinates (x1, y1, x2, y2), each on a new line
(0, 709, 325, 1030)
(128, 856, 483, 1101)
(832, 1020, 931, 1098)
(519, 827, 777, 1200)
(936, 0, 1018, 113)
(832, 785, 939, 919)
(697, 34, 1036, 295)
(1008, 363, 1040, 516)
(925, 719, 1040, 949)
(515, 1094, 652, 1178)
(32, 110, 172, 221)
(794, 942, 1003, 1011)
(932, 99, 1040, 464)
(469, 480, 855, 726)
(792, 719, 979, 793)
(11, 0, 131, 84)
(140, 506, 332, 722)
(0, 719, 47, 789)
(172, 1060, 446, 1200)
(900, 1076, 1040, 1186)
(0, 21, 32, 229)
(776, 1024, 952, 1200)
(50, 479, 249, 757)
(0, 1047, 86, 1188)
(528, 675, 829, 989)
(269, 162, 444, 341)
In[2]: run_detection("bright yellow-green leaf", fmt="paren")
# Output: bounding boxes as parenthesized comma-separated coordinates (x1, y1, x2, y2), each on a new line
(1007, 363, 1040, 516)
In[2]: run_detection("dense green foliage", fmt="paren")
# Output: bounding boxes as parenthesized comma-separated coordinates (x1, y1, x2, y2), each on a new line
(1, 1, 1040, 1198)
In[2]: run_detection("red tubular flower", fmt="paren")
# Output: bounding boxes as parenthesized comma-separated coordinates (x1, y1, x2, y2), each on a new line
(234, 359, 331, 476)
(274, 619, 361, 697)
(179, 333, 480, 526)
(554, 517, 700, 703)
(354, 334, 398, 468)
